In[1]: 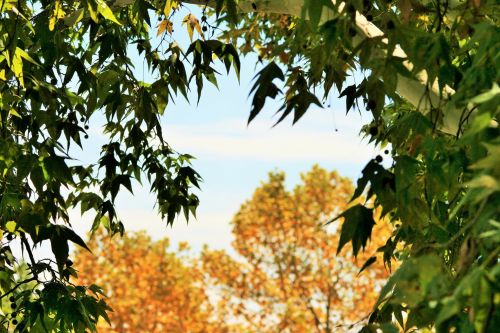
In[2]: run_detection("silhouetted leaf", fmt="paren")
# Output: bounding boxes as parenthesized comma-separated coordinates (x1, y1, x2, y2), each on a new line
(331, 204, 375, 257)
(248, 62, 284, 123)
(358, 256, 377, 275)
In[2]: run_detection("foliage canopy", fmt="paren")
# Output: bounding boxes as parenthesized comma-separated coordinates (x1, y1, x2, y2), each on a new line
(0, 0, 499, 332)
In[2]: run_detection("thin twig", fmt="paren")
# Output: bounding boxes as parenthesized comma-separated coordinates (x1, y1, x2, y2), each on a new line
(0, 277, 37, 300)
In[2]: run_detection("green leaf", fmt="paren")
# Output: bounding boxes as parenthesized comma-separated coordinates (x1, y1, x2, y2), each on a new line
(49, 225, 90, 273)
(16, 154, 36, 179)
(42, 156, 73, 183)
(61, 226, 91, 252)
(379, 323, 399, 333)
(351, 160, 385, 202)
(366, 78, 385, 120)
(30, 165, 45, 192)
(63, 8, 84, 27)
(226, 0, 238, 24)
(436, 296, 461, 326)
(19, 213, 44, 236)
(275, 87, 322, 125)
(303, 0, 334, 27)
(376, 254, 448, 309)
(50, 232, 69, 274)
(10, 49, 24, 87)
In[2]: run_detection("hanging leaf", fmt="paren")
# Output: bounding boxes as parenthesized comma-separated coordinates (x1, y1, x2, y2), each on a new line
(157, 19, 168, 36)
(182, 14, 203, 41)
(248, 62, 284, 123)
(358, 256, 377, 275)
(331, 204, 376, 257)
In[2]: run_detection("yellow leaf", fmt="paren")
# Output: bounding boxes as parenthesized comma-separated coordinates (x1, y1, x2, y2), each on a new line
(166, 20, 173, 34)
(9, 109, 21, 118)
(11, 50, 24, 87)
(49, 0, 66, 31)
(417, 14, 429, 23)
(158, 20, 167, 36)
(163, 0, 178, 17)
(182, 14, 194, 41)
(87, 2, 99, 23)
(193, 19, 203, 40)
(49, 16, 56, 31)
(157, 19, 173, 36)
(6, 221, 16, 233)
(182, 14, 203, 41)
(0, 0, 14, 12)
(96, 0, 121, 25)
(16, 47, 39, 66)
(0, 69, 5, 81)
(187, 24, 193, 41)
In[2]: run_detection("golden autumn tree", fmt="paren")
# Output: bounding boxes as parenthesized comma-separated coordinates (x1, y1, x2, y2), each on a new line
(74, 231, 230, 333)
(202, 166, 393, 333)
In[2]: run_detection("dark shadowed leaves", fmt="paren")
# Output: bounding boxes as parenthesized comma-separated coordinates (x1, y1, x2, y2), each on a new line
(248, 62, 284, 123)
(358, 256, 377, 275)
(330, 204, 376, 257)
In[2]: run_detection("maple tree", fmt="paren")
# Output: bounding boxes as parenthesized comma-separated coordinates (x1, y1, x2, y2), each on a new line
(74, 231, 229, 333)
(0, 0, 498, 332)
(202, 166, 392, 332)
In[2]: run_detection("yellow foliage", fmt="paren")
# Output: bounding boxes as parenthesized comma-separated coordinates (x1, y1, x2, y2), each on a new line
(75, 167, 394, 333)
(202, 166, 394, 332)
(75, 231, 225, 333)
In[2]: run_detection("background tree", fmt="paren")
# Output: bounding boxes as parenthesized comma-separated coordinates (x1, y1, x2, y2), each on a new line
(202, 166, 392, 332)
(75, 231, 230, 333)
(73, 167, 391, 333)
(1, 0, 498, 331)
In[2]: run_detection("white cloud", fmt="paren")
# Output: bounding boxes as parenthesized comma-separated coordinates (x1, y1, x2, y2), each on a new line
(164, 110, 378, 164)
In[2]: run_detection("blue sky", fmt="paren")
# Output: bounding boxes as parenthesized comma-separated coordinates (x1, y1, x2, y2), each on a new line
(21, 5, 385, 261)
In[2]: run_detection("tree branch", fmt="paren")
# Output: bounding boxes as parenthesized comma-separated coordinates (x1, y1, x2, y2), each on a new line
(21, 235, 39, 280)
(326, 284, 333, 333)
